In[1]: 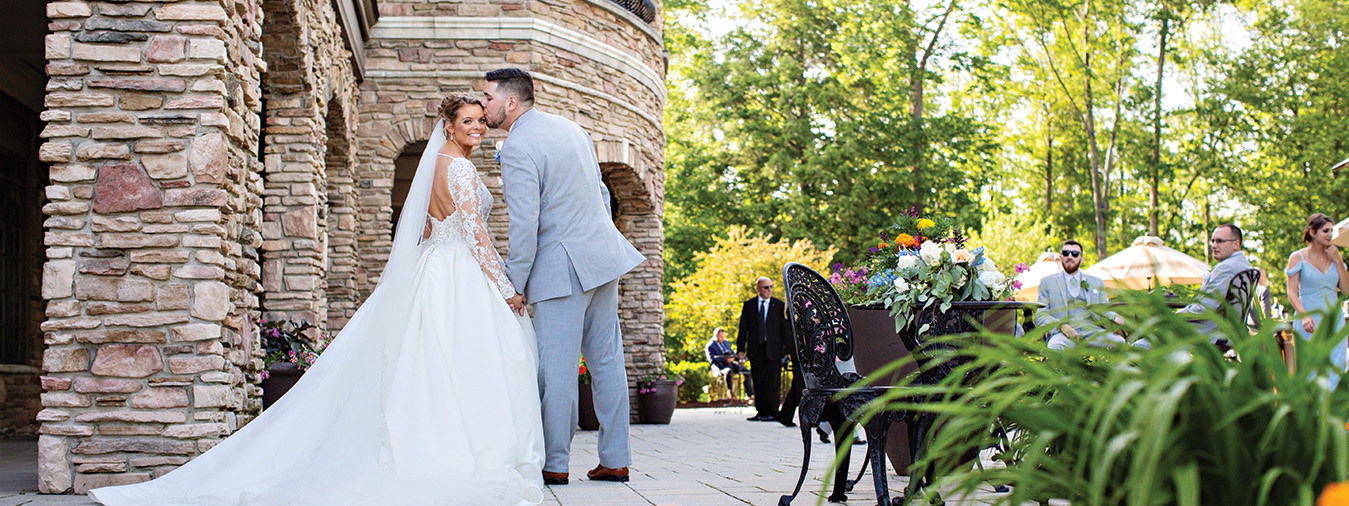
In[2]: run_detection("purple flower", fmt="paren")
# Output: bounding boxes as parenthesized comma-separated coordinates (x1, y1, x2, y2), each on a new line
(829, 272, 843, 284)
(1014, 262, 1030, 274)
(1011, 280, 1023, 290)
(869, 247, 880, 253)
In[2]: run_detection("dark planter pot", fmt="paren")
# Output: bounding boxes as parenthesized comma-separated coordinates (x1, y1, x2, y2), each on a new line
(848, 303, 1008, 473)
(578, 381, 600, 431)
(261, 362, 303, 409)
(638, 380, 678, 424)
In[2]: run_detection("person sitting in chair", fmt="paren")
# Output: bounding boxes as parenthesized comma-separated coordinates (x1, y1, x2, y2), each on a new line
(705, 327, 752, 398)
(1036, 240, 1150, 350)
(1178, 224, 1254, 340)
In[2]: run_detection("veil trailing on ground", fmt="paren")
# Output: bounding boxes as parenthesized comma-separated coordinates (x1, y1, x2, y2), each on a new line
(89, 120, 547, 505)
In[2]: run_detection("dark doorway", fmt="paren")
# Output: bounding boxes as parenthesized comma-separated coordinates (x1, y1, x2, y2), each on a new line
(0, 0, 51, 440)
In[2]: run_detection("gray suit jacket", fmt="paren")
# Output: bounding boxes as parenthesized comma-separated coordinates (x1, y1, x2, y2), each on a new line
(500, 109, 645, 303)
(1178, 252, 1252, 334)
(1035, 272, 1119, 332)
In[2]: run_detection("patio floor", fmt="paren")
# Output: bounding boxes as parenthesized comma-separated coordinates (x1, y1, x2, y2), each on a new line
(2, 406, 1013, 505)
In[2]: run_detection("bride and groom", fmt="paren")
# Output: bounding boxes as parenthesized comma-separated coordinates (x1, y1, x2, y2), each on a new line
(88, 68, 646, 506)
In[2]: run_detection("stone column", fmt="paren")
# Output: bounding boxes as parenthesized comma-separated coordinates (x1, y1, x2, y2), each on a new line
(37, 0, 265, 492)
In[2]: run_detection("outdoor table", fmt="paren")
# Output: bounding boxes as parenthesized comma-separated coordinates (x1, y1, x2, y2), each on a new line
(847, 300, 1043, 474)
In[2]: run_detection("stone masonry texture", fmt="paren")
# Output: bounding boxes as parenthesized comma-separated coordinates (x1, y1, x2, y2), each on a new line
(34, 0, 665, 491)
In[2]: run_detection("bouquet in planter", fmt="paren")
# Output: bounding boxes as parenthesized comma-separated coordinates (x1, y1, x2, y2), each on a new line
(578, 357, 592, 384)
(636, 369, 685, 394)
(258, 318, 331, 378)
(831, 210, 1015, 332)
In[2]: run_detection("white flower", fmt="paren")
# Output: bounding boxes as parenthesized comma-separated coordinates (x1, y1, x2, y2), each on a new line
(943, 243, 957, 254)
(978, 257, 999, 274)
(978, 270, 1005, 288)
(494, 140, 505, 152)
(893, 277, 910, 292)
(953, 270, 967, 289)
(896, 255, 919, 270)
(919, 241, 942, 265)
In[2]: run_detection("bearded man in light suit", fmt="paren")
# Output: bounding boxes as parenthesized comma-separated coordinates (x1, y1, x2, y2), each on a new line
(482, 68, 646, 485)
(1036, 240, 1150, 350)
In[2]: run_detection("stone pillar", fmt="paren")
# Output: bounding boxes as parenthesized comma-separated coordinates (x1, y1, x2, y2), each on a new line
(37, 0, 265, 492)
(322, 99, 361, 332)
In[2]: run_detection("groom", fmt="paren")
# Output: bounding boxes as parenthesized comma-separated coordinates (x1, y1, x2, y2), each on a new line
(482, 68, 646, 485)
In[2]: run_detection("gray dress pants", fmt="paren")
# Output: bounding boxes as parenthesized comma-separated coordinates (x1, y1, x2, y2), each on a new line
(533, 265, 631, 473)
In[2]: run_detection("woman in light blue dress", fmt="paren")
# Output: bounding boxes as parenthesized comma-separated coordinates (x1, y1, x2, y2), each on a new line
(1286, 213, 1349, 380)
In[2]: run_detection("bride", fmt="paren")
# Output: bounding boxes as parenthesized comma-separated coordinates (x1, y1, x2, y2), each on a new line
(88, 96, 546, 506)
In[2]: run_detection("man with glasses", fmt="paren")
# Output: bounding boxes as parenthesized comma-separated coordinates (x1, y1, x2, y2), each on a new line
(737, 277, 790, 421)
(1035, 240, 1149, 350)
(1178, 224, 1253, 337)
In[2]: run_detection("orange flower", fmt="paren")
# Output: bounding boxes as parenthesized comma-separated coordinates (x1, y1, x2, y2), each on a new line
(1318, 481, 1349, 506)
(879, 242, 890, 249)
(894, 233, 918, 248)
(953, 249, 975, 263)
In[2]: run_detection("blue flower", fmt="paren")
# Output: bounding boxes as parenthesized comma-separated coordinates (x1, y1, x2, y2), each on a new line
(972, 246, 986, 266)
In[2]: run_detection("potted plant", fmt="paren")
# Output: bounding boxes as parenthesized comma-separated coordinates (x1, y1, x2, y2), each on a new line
(577, 357, 599, 430)
(636, 369, 683, 424)
(827, 209, 1021, 471)
(259, 318, 330, 408)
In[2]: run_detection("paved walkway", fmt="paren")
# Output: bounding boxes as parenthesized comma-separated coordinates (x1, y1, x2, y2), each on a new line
(2, 407, 1008, 505)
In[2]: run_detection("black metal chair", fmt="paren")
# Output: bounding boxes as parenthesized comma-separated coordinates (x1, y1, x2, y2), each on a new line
(780, 263, 912, 506)
(1213, 268, 1262, 353)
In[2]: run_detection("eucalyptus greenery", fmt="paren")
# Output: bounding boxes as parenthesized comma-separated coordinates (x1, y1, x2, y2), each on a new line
(861, 293, 1349, 505)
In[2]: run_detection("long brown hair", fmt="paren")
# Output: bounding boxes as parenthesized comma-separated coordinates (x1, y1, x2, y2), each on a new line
(1303, 213, 1334, 243)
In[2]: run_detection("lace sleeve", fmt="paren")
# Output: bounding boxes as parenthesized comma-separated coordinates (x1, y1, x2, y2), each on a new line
(447, 158, 517, 299)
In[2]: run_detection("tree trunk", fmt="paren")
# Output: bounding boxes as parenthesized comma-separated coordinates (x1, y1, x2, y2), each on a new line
(1045, 122, 1054, 220)
(1082, 0, 1109, 258)
(1149, 11, 1169, 237)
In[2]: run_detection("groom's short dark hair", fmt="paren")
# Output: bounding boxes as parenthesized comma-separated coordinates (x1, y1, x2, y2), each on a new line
(486, 68, 535, 107)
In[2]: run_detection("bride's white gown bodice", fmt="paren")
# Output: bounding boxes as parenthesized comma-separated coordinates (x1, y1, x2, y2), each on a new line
(89, 157, 544, 506)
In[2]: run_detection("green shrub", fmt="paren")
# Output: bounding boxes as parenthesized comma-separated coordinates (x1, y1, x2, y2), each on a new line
(667, 360, 711, 404)
(864, 292, 1349, 505)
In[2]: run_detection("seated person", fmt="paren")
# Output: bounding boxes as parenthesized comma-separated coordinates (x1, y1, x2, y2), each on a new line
(1036, 240, 1150, 350)
(1177, 224, 1253, 340)
(705, 327, 752, 397)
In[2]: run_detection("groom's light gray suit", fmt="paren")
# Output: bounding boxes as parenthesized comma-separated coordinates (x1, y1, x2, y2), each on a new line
(500, 109, 645, 473)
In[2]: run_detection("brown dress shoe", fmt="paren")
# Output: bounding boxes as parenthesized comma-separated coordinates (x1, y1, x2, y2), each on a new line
(587, 464, 630, 482)
(542, 471, 569, 485)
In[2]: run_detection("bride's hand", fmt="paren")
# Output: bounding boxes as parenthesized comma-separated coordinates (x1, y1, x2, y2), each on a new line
(506, 294, 526, 315)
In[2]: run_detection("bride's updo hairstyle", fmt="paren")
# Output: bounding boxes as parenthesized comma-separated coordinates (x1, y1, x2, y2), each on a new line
(436, 94, 479, 126)
(1303, 213, 1334, 244)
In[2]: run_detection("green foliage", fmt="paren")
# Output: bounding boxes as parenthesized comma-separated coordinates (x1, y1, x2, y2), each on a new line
(969, 210, 1061, 270)
(664, 227, 835, 362)
(666, 360, 711, 403)
(867, 293, 1349, 505)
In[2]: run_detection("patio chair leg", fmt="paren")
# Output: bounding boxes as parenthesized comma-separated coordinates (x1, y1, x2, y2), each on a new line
(829, 418, 854, 502)
(845, 446, 869, 493)
(903, 413, 935, 502)
(863, 418, 893, 506)
(778, 413, 814, 506)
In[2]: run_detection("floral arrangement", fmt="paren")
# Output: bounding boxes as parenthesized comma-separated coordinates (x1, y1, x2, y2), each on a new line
(831, 209, 1017, 332)
(636, 370, 685, 395)
(259, 318, 331, 379)
(578, 357, 592, 384)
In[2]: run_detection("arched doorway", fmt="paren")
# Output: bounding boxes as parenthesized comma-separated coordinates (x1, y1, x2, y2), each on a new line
(0, 0, 51, 441)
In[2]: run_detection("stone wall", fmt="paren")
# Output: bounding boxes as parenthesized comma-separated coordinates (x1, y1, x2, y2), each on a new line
(257, 0, 359, 333)
(31, 0, 666, 490)
(37, 0, 268, 493)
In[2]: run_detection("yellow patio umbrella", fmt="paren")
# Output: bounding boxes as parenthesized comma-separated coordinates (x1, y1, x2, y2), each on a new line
(1333, 216, 1349, 248)
(1013, 251, 1065, 301)
(1084, 236, 1211, 289)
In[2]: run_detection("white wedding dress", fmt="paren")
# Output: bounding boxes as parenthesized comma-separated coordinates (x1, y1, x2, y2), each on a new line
(89, 136, 546, 505)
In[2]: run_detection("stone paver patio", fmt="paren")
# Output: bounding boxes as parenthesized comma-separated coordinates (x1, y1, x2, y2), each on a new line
(2, 407, 1008, 506)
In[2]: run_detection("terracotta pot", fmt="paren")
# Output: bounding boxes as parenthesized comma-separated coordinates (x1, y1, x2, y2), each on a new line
(638, 380, 678, 424)
(578, 381, 600, 431)
(261, 362, 303, 409)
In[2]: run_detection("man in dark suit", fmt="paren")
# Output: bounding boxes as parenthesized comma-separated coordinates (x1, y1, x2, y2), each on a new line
(738, 276, 790, 421)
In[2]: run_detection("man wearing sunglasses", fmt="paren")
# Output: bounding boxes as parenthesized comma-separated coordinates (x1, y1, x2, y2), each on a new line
(1177, 224, 1253, 338)
(1035, 240, 1149, 350)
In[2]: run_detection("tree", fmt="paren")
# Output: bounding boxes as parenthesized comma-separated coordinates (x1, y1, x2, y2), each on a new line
(663, 227, 835, 362)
